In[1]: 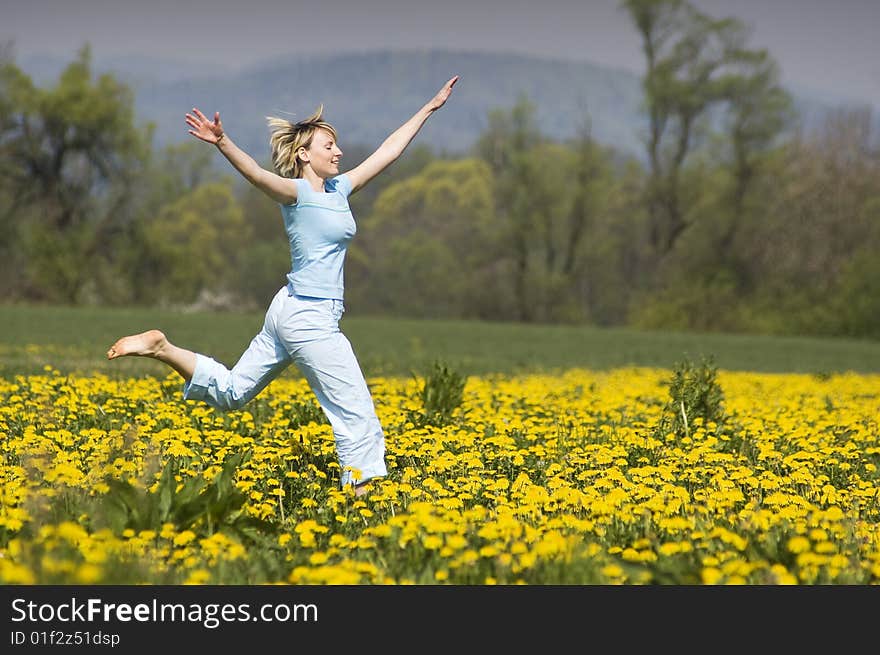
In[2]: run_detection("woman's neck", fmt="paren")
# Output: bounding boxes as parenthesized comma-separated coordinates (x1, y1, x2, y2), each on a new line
(302, 169, 326, 193)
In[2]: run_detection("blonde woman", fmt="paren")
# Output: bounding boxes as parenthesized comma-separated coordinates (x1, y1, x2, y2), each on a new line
(107, 75, 459, 496)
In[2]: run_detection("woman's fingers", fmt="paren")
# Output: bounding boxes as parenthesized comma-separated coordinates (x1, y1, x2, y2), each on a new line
(185, 112, 213, 142)
(428, 75, 458, 109)
(185, 108, 222, 140)
(442, 75, 459, 94)
(185, 112, 206, 129)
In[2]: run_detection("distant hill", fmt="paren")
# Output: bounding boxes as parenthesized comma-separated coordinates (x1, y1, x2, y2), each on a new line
(20, 49, 875, 164)
(120, 49, 648, 161)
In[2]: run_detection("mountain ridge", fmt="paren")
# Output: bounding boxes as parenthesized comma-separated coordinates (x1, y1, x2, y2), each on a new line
(19, 48, 874, 162)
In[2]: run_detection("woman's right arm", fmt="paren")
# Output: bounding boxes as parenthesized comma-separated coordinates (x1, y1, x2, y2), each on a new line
(186, 107, 298, 205)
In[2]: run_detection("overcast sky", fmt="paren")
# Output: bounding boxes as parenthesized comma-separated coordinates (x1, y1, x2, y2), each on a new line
(5, 0, 879, 107)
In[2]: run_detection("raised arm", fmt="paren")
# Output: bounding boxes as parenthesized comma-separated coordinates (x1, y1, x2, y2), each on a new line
(345, 75, 459, 194)
(185, 108, 298, 205)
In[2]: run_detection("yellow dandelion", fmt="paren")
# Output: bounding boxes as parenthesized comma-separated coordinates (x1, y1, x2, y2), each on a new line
(701, 568, 724, 585)
(787, 536, 811, 554)
(601, 564, 624, 578)
(309, 552, 329, 565)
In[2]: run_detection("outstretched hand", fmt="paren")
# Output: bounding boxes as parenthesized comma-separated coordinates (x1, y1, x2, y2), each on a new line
(185, 107, 224, 144)
(427, 75, 459, 111)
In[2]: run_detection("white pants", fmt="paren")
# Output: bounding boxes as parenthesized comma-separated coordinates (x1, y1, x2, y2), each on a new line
(182, 286, 387, 488)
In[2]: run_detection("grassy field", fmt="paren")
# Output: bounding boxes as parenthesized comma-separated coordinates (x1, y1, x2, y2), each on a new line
(1, 303, 879, 378)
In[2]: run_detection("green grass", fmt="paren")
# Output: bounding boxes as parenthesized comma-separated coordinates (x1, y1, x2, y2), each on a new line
(1, 303, 879, 378)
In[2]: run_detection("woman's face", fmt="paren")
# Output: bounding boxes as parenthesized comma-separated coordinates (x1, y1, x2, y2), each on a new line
(303, 128, 343, 178)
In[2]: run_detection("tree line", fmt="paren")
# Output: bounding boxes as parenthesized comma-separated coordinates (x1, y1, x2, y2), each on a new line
(1, 0, 878, 339)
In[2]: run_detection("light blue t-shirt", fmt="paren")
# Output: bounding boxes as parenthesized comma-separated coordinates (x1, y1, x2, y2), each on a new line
(279, 174, 356, 300)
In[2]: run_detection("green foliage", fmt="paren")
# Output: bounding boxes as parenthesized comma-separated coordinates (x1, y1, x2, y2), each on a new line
(629, 270, 748, 332)
(0, 45, 151, 303)
(657, 355, 726, 439)
(100, 451, 272, 543)
(409, 360, 467, 427)
(826, 247, 880, 340)
(1, 44, 878, 341)
(624, 0, 793, 261)
(282, 400, 328, 430)
(143, 183, 252, 305)
(349, 157, 499, 318)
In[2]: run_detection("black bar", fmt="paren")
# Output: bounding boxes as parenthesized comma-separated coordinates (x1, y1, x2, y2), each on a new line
(1, 585, 876, 650)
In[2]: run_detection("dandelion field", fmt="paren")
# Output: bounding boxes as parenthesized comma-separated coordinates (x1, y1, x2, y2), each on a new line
(1, 305, 879, 586)
(2, 347, 879, 585)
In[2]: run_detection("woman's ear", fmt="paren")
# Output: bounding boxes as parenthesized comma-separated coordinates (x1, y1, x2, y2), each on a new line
(297, 147, 309, 163)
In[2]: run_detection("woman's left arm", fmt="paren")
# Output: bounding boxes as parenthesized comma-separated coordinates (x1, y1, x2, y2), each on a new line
(345, 75, 458, 194)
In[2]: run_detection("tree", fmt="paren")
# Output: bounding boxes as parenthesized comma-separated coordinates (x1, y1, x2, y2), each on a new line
(714, 50, 793, 295)
(143, 183, 251, 306)
(474, 98, 619, 323)
(747, 107, 880, 337)
(348, 158, 497, 318)
(0, 45, 151, 302)
(549, 122, 619, 323)
(622, 0, 779, 260)
(475, 97, 544, 321)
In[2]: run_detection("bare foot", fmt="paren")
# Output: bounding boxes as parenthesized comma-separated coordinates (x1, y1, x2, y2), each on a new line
(107, 329, 168, 360)
(354, 481, 372, 497)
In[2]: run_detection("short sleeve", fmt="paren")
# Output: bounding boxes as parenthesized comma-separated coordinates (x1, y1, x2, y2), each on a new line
(331, 174, 353, 198)
(279, 178, 307, 208)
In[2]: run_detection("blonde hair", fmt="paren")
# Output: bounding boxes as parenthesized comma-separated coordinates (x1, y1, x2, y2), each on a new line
(265, 105, 338, 179)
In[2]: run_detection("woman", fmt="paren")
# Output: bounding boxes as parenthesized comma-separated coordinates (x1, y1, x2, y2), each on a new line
(107, 75, 459, 496)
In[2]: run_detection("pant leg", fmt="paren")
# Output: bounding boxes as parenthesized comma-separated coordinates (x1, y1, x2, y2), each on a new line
(183, 287, 292, 411)
(292, 332, 387, 487)
(276, 293, 387, 488)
